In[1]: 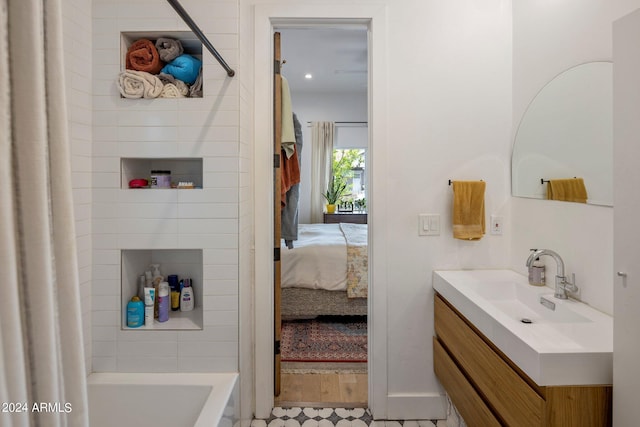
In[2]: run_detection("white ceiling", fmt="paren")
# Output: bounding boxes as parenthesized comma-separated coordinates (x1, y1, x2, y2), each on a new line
(278, 28, 368, 94)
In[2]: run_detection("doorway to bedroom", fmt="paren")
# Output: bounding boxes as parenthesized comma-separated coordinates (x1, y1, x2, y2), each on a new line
(274, 25, 369, 407)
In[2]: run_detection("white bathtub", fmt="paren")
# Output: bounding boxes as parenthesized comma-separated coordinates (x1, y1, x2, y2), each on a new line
(87, 372, 238, 427)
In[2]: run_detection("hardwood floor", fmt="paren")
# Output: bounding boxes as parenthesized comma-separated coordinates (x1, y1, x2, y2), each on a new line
(275, 372, 368, 407)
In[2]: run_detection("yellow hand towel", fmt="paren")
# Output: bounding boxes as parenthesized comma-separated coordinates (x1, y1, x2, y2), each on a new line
(546, 178, 588, 203)
(452, 181, 486, 240)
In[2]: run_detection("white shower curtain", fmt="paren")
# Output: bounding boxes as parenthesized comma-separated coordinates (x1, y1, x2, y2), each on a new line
(0, 1, 89, 426)
(310, 122, 335, 223)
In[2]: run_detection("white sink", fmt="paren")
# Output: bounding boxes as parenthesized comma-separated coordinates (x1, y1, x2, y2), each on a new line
(433, 269, 612, 386)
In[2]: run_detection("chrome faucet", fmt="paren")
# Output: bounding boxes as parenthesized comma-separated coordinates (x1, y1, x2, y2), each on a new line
(526, 249, 578, 299)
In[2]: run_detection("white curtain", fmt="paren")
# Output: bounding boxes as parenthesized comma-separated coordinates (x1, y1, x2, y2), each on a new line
(0, 1, 89, 426)
(310, 122, 335, 223)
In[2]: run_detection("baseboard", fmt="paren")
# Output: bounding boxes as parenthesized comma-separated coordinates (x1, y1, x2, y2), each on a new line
(386, 393, 447, 420)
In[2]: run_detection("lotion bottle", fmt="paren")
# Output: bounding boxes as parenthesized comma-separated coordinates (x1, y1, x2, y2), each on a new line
(180, 278, 194, 312)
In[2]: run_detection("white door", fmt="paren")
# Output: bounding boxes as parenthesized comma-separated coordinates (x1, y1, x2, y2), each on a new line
(613, 8, 640, 425)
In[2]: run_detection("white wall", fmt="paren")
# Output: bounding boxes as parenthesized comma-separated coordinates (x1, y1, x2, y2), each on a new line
(289, 91, 368, 223)
(510, 0, 640, 316)
(62, 0, 93, 375)
(247, 0, 512, 420)
(91, 0, 240, 373)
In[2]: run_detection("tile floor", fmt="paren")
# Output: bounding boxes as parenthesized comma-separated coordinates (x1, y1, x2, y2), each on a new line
(250, 407, 447, 427)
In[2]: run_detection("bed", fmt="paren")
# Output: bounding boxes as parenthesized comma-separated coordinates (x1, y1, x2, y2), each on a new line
(280, 223, 368, 319)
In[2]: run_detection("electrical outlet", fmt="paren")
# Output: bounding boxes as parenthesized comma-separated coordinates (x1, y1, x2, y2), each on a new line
(490, 215, 504, 235)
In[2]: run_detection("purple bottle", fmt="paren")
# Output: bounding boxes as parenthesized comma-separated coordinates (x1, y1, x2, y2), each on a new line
(158, 281, 170, 322)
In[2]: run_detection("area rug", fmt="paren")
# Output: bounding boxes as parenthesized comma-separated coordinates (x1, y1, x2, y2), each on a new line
(280, 316, 367, 363)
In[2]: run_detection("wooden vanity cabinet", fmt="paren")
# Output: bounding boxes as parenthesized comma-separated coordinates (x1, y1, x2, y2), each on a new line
(433, 293, 612, 427)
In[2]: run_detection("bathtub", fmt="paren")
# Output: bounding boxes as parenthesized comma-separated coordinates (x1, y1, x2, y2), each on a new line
(87, 372, 238, 427)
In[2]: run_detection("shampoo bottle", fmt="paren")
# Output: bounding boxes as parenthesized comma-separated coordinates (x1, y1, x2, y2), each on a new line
(127, 296, 144, 328)
(158, 282, 170, 322)
(180, 278, 194, 312)
(143, 287, 155, 326)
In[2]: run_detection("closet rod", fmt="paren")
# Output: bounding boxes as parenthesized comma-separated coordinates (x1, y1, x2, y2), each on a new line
(166, 0, 236, 77)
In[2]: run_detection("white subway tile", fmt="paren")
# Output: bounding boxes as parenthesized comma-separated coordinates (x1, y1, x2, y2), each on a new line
(118, 202, 178, 219)
(203, 310, 237, 326)
(202, 248, 238, 265)
(177, 110, 238, 128)
(92, 234, 118, 249)
(119, 233, 179, 249)
(178, 219, 238, 234)
(92, 357, 117, 372)
(203, 172, 238, 188)
(178, 203, 237, 219)
(118, 141, 180, 158)
(118, 218, 178, 235)
(205, 157, 239, 173)
(92, 310, 119, 326)
(117, 341, 177, 358)
(92, 189, 118, 203)
(204, 265, 238, 280)
(92, 340, 116, 358)
(202, 280, 237, 296)
(118, 126, 178, 142)
(93, 202, 120, 219)
(118, 190, 178, 204)
(92, 295, 120, 311)
(93, 249, 120, 265)
(203, 295, 238, 312)
(179, 126, 238, 142)
(178, 326, 238, 342)
(117, 330, 177, 342)
(93, 326, 118, 342)
(177, 357, 237, 373)
(118, 110, 180, 127)
(178, 234, 237, 249)
(178, 341, 237, 358)
(93, 264, 120, 280)
(117, 357, 178, 373)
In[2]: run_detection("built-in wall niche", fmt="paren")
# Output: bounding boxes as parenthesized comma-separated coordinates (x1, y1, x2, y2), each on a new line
(121, 249, 203, 330)
(120, 31, 203, 98)
(121, 157, 203, 189)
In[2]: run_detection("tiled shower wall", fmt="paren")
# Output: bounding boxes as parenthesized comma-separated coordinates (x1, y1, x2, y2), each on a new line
(62, 0, 93, 375)
(91, 0, 240, 372)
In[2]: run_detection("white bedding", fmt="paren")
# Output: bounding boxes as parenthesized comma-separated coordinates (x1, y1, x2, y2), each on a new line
(280, 223, 352, 291)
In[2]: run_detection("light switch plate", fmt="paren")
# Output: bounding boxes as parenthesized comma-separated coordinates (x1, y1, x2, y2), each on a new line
(419, 214, 440, 236)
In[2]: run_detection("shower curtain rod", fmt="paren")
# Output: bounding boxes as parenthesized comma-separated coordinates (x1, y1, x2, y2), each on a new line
(166, 0, 236, 77)
(306, 121, 368, 124)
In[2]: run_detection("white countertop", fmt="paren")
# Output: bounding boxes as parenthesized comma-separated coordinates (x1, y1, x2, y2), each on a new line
(433, 269, 613, 386)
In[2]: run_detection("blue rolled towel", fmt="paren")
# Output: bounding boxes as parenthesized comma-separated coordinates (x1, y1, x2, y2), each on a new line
(160, 54, 202, 85)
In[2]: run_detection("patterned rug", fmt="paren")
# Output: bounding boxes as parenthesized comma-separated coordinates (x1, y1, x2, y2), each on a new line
(281, 316, 367, 363)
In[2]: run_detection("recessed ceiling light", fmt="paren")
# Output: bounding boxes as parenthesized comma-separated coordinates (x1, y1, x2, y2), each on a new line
(304, 73, 313, 79)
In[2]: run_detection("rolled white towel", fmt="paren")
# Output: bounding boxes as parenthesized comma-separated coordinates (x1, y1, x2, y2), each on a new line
(118, 70, 163, 99)
(174, 79, 189, 96)
(159, 83, 185, 98)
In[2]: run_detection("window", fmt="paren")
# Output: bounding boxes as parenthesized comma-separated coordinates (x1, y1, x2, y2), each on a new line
(332, 148, 366, 212)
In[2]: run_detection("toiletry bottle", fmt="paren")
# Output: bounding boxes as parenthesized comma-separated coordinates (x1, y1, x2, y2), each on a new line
(137, 275, 146, 300)
(127, 296, 145, 328)
(158, 282, 170, 322)
(143, 287, 155, 326)
(150, 264, 163, 318)
(180, 278, 194, 312)
(530, 257, 545, 286)
(168, 275, 180, 311)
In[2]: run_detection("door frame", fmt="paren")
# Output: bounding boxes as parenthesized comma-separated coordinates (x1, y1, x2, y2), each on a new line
(252, 3, 389, 419)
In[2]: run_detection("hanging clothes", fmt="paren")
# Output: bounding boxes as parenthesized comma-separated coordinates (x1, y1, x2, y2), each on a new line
(282, 113, 303, 247)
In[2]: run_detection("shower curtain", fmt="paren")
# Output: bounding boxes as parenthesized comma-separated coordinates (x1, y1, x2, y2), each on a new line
(310, 121, 335, 223)
(0, 1, 89, 426)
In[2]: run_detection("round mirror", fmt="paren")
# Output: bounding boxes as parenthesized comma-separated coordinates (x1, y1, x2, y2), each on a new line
(511, 62, 613, 206)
